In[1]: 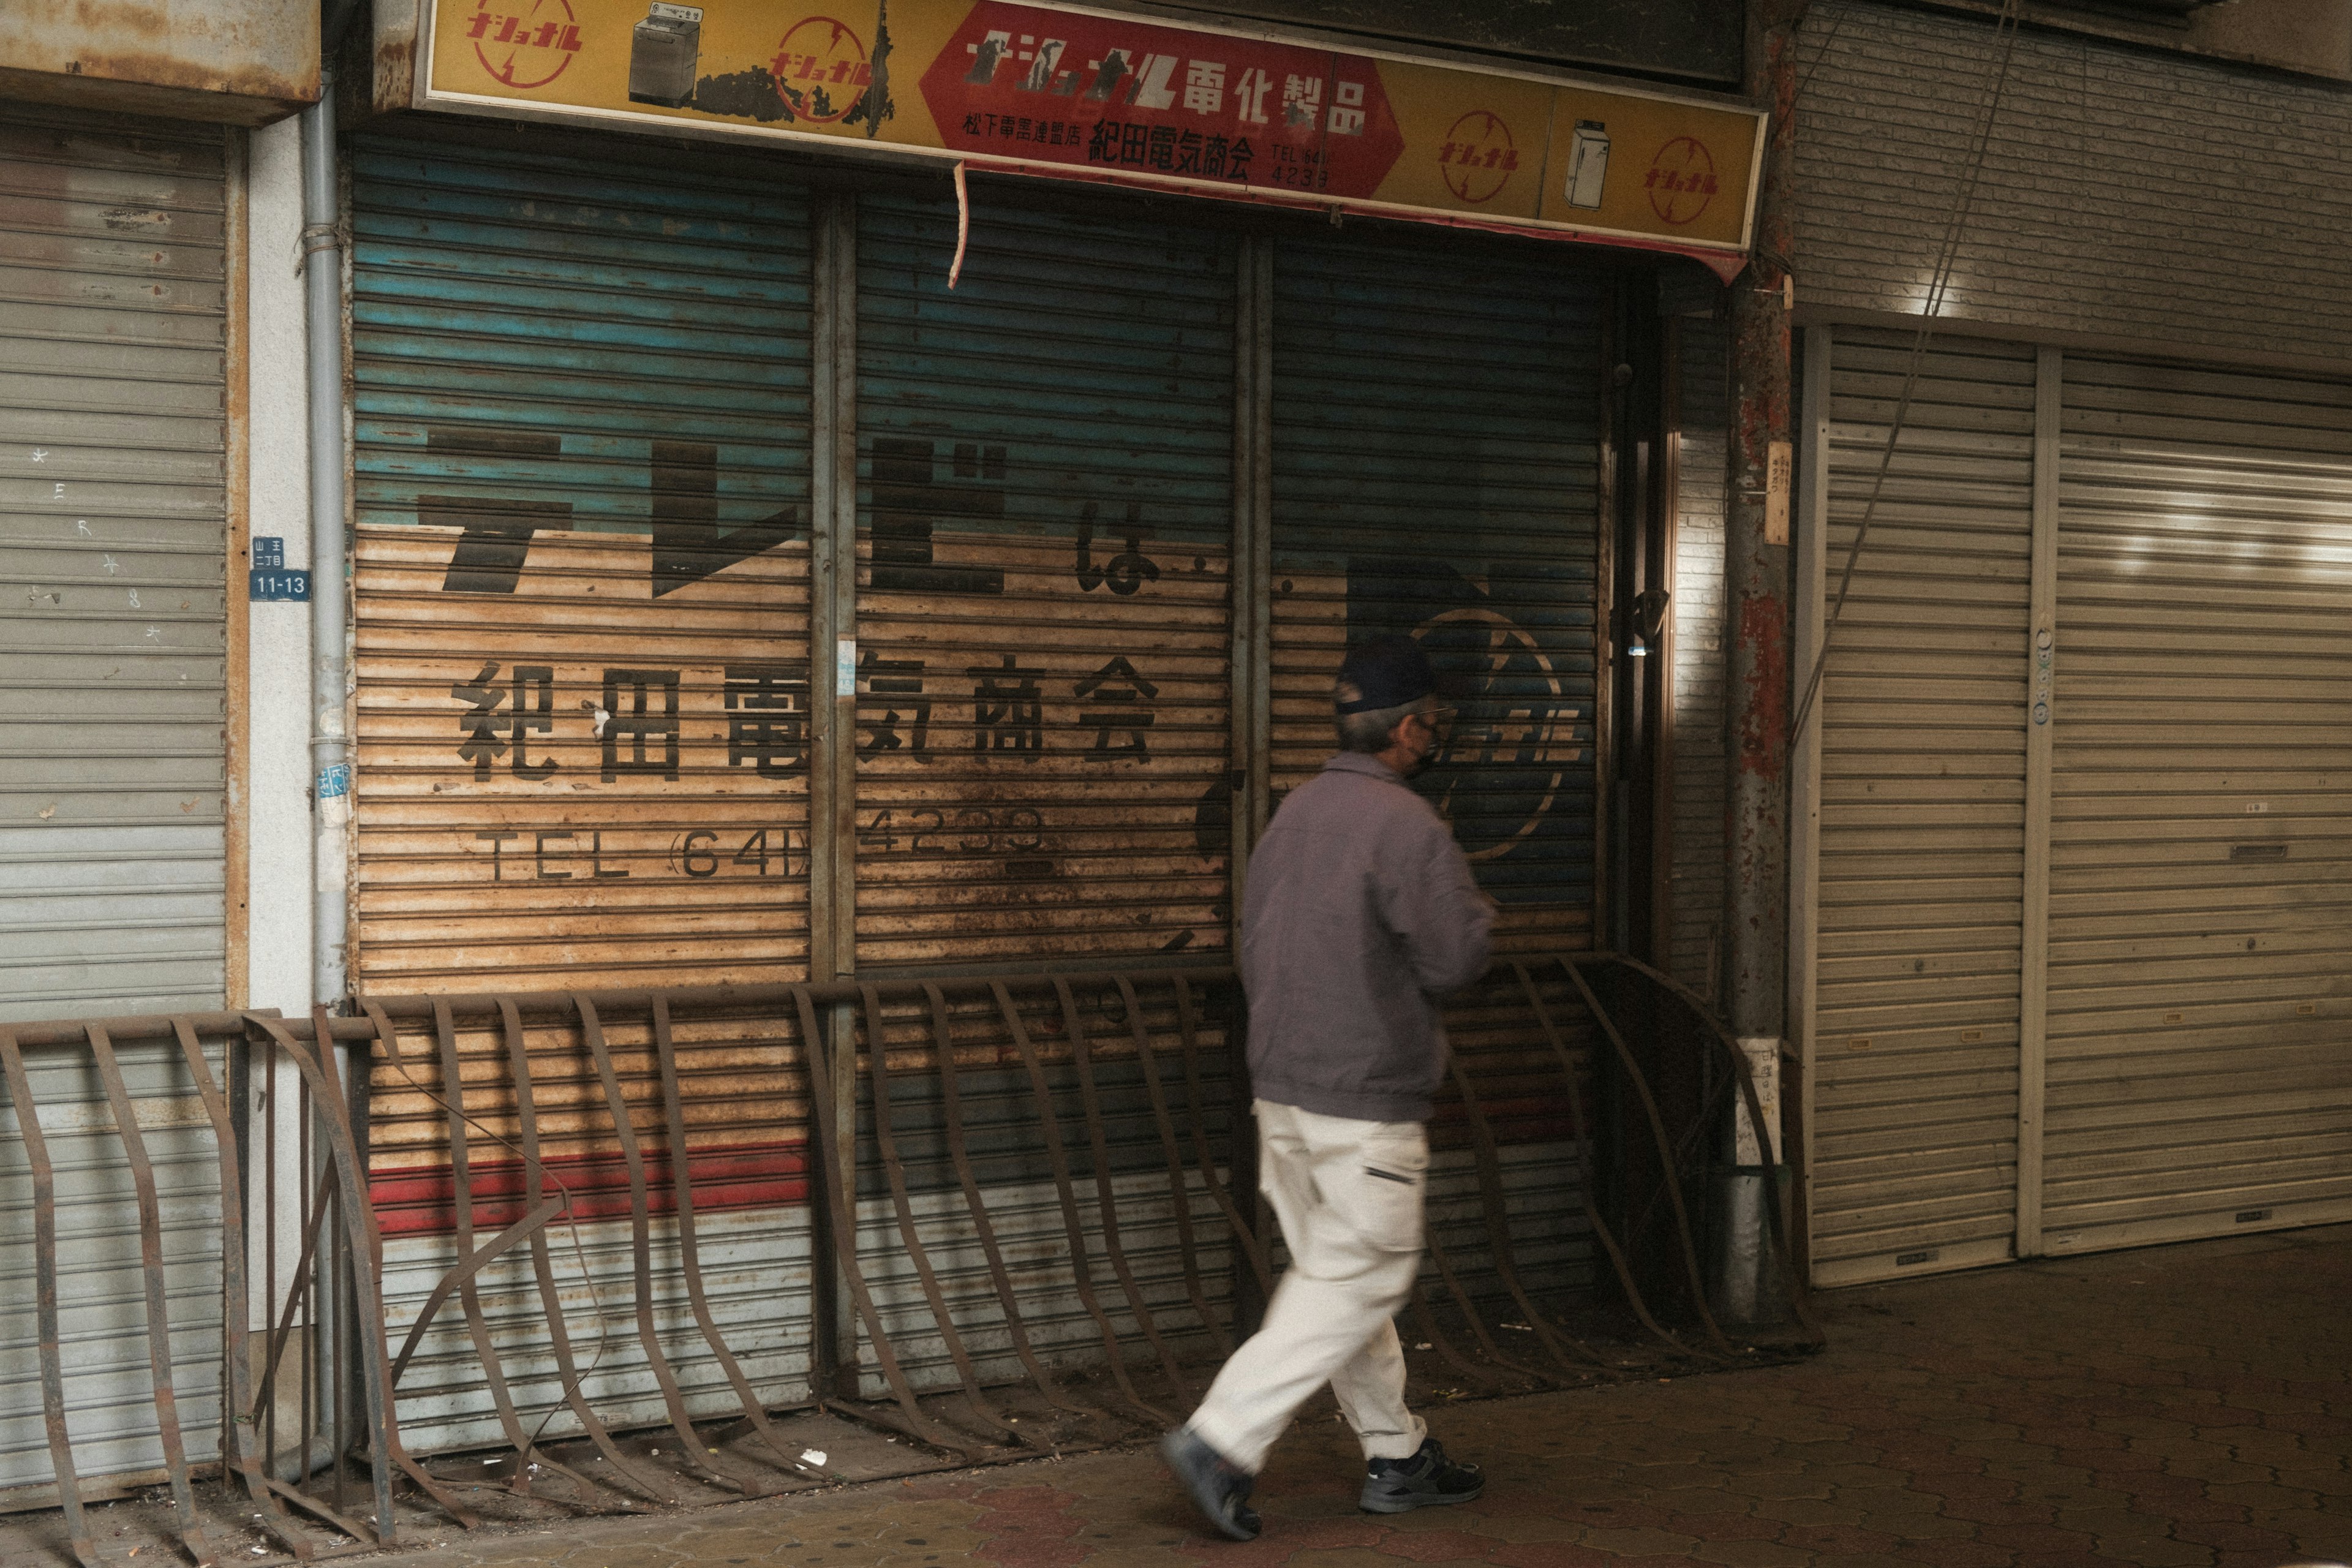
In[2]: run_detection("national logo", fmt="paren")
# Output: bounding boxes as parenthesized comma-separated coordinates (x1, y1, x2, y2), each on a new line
(772, 16, 873, 123)
(465, 0, 584, 89)
(1438, 110, 1518, 205)
(1645, 135, 1719, 226)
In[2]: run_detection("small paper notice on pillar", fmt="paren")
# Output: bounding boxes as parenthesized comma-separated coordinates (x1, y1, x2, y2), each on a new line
(1765, 440, 1793, 547)
(1733, 1036, 1782, 1167)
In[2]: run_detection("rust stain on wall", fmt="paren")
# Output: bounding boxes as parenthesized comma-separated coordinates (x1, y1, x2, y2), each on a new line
(1, 0, 318, 121)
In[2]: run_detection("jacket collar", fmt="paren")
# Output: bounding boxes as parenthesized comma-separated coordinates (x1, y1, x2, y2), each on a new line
(1322, 752, 1409, 786)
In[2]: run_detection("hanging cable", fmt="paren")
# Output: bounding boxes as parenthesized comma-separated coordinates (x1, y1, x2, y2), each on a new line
(948, 160, 971, 288)
(1788, 0, 2025, 744)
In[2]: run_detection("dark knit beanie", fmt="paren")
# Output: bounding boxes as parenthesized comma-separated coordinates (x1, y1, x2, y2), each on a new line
(1333, 635, 1438, 715)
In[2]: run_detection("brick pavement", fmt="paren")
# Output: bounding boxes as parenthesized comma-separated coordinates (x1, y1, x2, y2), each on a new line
(360, 1223, 2350, 1568)
(18, 1224, 2348, 1568)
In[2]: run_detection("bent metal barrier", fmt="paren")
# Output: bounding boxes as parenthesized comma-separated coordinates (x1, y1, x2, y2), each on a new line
(0, 957, 1810, 1558)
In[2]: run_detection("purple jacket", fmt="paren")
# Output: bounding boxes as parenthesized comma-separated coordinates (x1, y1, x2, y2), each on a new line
(1239, 753, 1495, 1123)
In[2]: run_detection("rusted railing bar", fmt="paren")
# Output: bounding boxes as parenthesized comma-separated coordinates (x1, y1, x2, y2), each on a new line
(649, 996, 816, 1485)
(251, 1163, 336, 1429)
(1422, 1224, 1545, 1382)
(1511, 962, 1699, 1359)
(255, 1474, 377, 1542)
(1586, 954, 1826, 1346)
(1406, 1283, 1490, 1388)
(576, 997, 753, 1496)
(86, 1025, 215, 1566)
(388, 1198, 565, 1387)
(861, 986, 1019, 1444)
(1444, 1051, 1601, 1374)
(1054, 978, 1194, 1398)
(284, 1007, 484, 1532)
(1170, 978, 1273, 1294)
(790, 988, 979, 1456)
(992, 980, 1169, 1426)
(398, 1000, 554, 1489)
(302, 971, 1241, 1033)
(920, 983, 1096, 1421)
(483, 1000, 673, 1507)
(169, 1019, 315, 1561)
(1115, 976, 1229, 1357)
(0, 1029, 101, 1568)
(1551, 962, 1738, 1355)
(386, 1006, 612, 1515)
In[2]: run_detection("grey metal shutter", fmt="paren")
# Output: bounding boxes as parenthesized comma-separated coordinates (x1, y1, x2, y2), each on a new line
(347, 136, 821, 1454)
(852, 190, 1237, 970)
(1807, 328, 2034, 1286)
(0, 1036, 222, 1500)
(0, 103, 229, 1022)
(1268, 232, 1606, 1310)
(2042, 354, 2352, 1252)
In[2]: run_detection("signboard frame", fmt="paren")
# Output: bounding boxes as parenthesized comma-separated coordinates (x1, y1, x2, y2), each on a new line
(405, 0, 1767, 277)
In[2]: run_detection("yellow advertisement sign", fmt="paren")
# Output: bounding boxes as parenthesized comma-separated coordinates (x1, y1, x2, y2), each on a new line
(421, 0, 1765, 266)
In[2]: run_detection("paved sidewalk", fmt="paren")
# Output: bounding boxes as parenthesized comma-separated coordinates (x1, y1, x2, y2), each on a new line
(351, 1223, 2350, 1568)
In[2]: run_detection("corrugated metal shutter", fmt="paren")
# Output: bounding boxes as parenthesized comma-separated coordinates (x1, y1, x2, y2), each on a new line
(853, 191, 1235, 969)
(2042, 355, 2352, 1252)
(349, 135, 815, 992)
(0, 103, 229, 1022)
(1267, 232, 1605, 1306)
(1808, 328, 2033, 1286)
(0, 1037, 222, 1497)
(1666, 314, 1729, 997)
(348, 137, 821, 1451)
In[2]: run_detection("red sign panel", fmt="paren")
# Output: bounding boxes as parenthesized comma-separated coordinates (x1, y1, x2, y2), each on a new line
(919, 1, 1406, 199)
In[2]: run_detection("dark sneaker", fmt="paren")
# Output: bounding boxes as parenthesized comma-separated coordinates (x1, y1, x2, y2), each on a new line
(1159, 1427, 1261, 1540)
(1360, 1438, 1484, 1513)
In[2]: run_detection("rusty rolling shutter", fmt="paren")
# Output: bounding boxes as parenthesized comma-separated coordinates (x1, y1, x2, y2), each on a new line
(1267, 232, 1605, 1307)
(1807, 328, 2034, 1286)
(2042, 355, 2352, 1253)
(0, 105, 228, 1020)
(350, 135, 815, 992)
(348, 137, 820, 1452)
(853, 189, 1235, 969)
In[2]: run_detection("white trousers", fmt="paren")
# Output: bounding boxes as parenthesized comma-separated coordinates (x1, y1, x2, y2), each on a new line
(1186, 1100, 1430, 1472)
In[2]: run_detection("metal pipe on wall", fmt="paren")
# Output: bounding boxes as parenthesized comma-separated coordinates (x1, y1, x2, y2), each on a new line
(1717, 0, 1803, 1325)
(303, 0, 360, 1008)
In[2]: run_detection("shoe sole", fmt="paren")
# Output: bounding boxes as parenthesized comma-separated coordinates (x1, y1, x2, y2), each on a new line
(1359, 1485, 1485, 1515)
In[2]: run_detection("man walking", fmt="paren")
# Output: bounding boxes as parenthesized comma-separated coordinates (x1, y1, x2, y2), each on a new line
(1161, 635, 1495, 1541)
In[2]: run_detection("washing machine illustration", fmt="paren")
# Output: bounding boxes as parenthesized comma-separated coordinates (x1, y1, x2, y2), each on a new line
(629, 2, 703, 107)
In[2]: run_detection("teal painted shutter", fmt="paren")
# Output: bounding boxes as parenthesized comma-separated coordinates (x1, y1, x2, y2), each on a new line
(1269, 233, 1604, 942)
(853, 190, 1237, 969)
(1269, 232, 1607, 1310)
